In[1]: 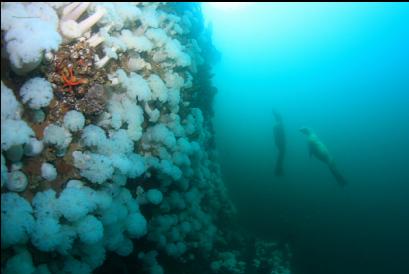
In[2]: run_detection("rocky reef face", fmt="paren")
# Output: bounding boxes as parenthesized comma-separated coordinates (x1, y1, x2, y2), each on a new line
(1, 3, 291, 274)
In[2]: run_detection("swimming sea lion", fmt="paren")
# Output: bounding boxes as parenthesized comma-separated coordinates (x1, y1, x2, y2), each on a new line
(299, 127, 347, 186)
(273, 110, 286, 176)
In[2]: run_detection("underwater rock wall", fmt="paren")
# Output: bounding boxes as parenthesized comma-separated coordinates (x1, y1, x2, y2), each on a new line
(1, 3, 291, 274)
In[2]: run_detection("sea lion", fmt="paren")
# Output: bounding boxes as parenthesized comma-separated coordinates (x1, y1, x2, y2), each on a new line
(273, 110, 286, 176)
(299, 127, 347, 186)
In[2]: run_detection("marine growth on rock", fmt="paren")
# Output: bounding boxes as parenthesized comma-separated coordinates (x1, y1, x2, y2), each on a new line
(1, 2, 292, 274)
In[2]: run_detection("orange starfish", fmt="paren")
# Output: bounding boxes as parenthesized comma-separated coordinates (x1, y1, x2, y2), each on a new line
(61, 66, 88, 93)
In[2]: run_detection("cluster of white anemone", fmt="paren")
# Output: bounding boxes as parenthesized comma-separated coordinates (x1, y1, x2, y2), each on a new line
(1, 2, 236, 274)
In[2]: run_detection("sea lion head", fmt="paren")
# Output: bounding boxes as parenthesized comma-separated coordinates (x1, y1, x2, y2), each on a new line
(299, 127, 312, 136)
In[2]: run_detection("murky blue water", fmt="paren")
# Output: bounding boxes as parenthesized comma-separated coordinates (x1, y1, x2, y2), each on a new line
(204, 3, 409, 274)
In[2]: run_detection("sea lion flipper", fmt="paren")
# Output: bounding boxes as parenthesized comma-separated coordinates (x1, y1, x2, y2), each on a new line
(329, 163, 347, 187)
(308, 144, 313, 158)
